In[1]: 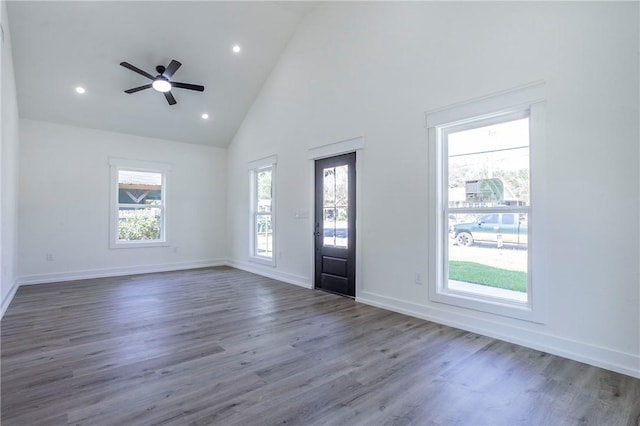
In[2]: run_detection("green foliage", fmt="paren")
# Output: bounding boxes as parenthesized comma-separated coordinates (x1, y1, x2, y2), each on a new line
(449, 260, 527, 292)
(118, 210, 161, 241)
(257, 170, 272, 201)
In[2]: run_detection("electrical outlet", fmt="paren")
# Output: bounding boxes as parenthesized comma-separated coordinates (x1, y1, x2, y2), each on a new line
(415, 272, 423, 285)
(46, 253, 55, 261)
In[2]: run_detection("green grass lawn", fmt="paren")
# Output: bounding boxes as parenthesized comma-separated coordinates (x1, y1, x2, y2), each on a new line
(448, 261, 527, 292)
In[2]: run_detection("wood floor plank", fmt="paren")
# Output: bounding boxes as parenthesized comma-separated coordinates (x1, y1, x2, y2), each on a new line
(2, 266, 639, 425)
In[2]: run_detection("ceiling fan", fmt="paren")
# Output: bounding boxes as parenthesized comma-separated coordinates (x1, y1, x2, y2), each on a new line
(120, 59, 204, 105)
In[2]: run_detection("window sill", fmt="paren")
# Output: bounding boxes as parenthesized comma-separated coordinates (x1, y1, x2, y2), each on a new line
(448, 280, 527, 303)
(430, 285, 542, 323)
(249, 256, 276, 267)
(110, 240, 169, 249)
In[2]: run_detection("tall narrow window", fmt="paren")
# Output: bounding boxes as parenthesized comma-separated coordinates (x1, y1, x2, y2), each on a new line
(249, 156, 277, 265)
(426, 83, 546, 322)
(109, 158, 170, 248)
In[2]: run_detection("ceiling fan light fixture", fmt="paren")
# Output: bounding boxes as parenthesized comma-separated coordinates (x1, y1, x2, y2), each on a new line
(152, 79, 172, 93)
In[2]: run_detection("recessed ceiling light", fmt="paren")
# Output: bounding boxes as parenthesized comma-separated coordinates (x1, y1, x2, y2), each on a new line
(232, 45, 241, 53)
(75, 86, 86, 94)
(201, 113, 209, 119)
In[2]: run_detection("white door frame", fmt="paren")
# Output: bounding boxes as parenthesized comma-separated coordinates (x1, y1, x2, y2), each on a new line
(308, 136, 364, 295)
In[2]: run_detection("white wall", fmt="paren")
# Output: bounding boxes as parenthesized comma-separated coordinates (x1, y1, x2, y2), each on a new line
(1, 0, 20, 316)
(227, 2, 640, 376)
(18, 120, 227, 283)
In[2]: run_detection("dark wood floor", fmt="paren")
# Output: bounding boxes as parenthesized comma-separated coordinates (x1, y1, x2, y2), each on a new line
(1, 266, 639, 425)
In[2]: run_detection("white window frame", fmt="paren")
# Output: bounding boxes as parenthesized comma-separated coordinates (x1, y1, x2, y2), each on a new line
(109, 158, 171, 249)
(249, 155, 277, 266)
(426, 82, 547, 323)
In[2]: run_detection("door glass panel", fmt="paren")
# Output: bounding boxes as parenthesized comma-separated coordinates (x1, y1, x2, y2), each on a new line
(323, 165, 348, 248)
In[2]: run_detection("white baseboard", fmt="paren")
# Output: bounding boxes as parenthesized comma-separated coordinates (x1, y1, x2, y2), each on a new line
(17, 259, 226, 286)
(1, 279, 19, 319)
(357, 290, 640, 379)
(226, 259, 312, 289)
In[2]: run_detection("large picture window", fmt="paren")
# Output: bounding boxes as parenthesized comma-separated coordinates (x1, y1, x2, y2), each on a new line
(445, 112, 530, 303)
(249, 156, 277, 265)
(426, 83, 546, 322)
(109, 158, 170, 248)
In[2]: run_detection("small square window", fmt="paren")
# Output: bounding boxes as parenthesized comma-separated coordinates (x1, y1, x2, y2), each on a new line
(109, 159, 170, 248)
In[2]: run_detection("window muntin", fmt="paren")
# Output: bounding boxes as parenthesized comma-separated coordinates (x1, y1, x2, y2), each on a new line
(443, 112, 530, 305)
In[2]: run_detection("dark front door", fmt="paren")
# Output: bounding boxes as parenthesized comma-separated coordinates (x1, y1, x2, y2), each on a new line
(314, 152, 356, 297)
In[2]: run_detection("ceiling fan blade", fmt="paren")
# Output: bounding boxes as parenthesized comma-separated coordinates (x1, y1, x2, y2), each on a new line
(163, 60, 182, 79)
(124, 84, 152, 94)
(171, 82, 205, 92)
(164, 91, 177, 105)
(120, 62, 154, 80)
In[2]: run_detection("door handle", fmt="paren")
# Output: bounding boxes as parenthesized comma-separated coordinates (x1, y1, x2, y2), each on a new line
(314, 231, 321, 237)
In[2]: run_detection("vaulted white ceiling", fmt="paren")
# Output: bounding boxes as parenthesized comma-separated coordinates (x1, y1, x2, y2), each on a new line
(7, 1, 315, 147)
